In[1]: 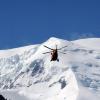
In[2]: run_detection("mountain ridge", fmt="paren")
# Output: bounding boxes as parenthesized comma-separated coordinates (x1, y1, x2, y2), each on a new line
(0, 37, 100, 100)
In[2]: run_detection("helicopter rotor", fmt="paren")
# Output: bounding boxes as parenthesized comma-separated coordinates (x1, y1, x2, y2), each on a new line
(58, 51, 66, 54)
(43, 45, 67, 55)
(57, 45, 68, 50)
(43, 45, 54, 50)
(42, 51, 52, 54)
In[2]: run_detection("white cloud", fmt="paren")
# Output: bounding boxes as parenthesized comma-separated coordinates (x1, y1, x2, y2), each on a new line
(69, 33, 95, 40)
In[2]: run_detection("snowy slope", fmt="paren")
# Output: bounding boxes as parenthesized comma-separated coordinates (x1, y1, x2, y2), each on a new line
(73, 38, 100, 50)
(0, 37, 100, 100)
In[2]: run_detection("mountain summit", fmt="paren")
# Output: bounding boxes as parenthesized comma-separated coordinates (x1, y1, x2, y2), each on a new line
(0, 37, 100, 100)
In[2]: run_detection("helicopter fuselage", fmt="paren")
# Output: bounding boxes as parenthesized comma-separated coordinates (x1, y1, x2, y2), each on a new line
(51, 49, 58, 61)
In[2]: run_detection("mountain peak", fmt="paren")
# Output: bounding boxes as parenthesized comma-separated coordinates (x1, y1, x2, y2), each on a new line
(47, 37, 63, 42)
(46, 37, 69, 44)
(47, 37, 67, 42)
(48, 37, 60, 40)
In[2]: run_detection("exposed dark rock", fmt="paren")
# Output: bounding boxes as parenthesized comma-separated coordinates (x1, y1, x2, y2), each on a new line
(0, 94, 7, 100)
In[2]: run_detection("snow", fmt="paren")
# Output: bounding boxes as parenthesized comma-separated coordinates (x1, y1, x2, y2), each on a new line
(72, 38, 100, 50)
(0, 37, 100, 100)
(0, 45, 39, 58)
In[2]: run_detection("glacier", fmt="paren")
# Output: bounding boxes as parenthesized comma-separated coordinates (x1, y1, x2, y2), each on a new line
(0, 37, 100, 100)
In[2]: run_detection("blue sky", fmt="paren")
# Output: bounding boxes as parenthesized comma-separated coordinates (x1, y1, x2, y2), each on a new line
(0, 0, 100, 49)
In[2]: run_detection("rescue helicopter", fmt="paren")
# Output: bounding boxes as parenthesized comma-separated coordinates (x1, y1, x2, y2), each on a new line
(43, 45, 67, 61)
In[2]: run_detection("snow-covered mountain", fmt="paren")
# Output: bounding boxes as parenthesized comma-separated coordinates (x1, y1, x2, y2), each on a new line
(0, 37, 100, 100)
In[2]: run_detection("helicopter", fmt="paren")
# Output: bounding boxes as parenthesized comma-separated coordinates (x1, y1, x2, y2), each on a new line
(43, 45, 67, 61)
